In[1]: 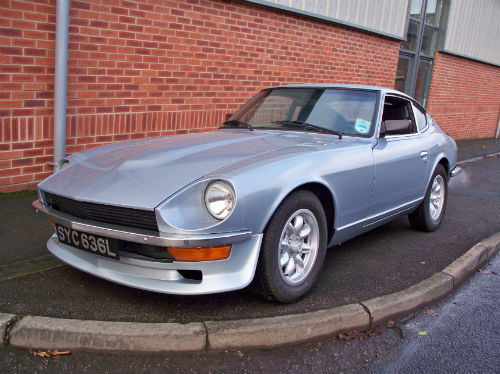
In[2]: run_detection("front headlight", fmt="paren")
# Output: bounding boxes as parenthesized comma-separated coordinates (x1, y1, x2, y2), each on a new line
(204, 181, 235, 220)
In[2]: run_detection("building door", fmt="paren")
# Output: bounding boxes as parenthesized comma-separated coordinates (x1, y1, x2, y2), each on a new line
(395, 0, 445, 107)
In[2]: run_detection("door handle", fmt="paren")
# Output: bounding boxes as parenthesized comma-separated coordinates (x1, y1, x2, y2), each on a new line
(420, 151, 429, 162)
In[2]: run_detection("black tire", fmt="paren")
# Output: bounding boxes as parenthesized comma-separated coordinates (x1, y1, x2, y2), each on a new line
(252, 190, 328, 303)
(408, 164, 448, 232)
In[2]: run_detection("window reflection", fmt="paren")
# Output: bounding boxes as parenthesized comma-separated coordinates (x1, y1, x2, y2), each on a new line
(421, 26, 438, 55)
(233, 88, 378, 137)
(414, 60, 432, 106)
(425, 0, 443, 26)
(395, 0, 444, 107)
(410, 0, 423, 18)
(395, 56, 413, 94)
(401, 20, 419, 51)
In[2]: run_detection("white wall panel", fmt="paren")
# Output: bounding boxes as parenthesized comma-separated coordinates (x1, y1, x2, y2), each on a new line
(443, 0, 500, 66)
(244, 0, 410, 39)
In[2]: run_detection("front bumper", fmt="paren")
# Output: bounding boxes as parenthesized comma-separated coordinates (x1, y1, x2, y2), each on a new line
(34, 200, 262, 295)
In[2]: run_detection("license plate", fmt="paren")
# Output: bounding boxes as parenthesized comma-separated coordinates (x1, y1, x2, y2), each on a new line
(55, 224, 119, 260)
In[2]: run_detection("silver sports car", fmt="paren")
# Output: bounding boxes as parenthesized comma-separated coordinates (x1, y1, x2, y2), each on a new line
(34, 84, 461, 303)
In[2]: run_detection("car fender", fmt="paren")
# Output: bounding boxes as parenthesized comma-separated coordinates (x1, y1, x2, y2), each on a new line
(218, 158, 339, 237)
(214, 141, 374, 238)
(256, 177, 337, 237)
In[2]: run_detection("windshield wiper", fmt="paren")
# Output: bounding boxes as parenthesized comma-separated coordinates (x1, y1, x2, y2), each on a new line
(272, 120, 342, 139)
(221, 119, 254, 131)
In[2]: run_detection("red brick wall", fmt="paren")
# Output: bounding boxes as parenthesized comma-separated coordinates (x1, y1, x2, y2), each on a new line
(427, 52, 500, 139)
(0, 0, 400, 192)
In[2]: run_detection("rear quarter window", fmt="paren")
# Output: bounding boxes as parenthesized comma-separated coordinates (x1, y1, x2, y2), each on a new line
(413, 103, 428, 133)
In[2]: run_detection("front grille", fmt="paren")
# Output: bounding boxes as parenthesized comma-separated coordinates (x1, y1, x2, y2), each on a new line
(45, 192, 158, 231)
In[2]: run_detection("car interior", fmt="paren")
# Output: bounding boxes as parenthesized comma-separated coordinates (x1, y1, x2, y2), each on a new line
(382, 96, 417, 136)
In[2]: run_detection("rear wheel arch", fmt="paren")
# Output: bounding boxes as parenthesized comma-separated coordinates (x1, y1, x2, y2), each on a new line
(409, 163, 448, 232)
(438, 157, 450, 176)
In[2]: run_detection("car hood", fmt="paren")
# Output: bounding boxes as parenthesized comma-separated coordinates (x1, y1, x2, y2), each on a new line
(39, 130, 331, 210)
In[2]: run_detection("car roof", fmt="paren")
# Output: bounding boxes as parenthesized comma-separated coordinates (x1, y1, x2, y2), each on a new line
(267, 83, 412, 100)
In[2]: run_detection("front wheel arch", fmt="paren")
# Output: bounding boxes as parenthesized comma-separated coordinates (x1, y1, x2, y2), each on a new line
(252, 189, 328, 303)
(263, 182, 336, 244)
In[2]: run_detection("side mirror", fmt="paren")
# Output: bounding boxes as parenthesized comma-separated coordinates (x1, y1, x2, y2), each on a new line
(382, 119, 412, 136)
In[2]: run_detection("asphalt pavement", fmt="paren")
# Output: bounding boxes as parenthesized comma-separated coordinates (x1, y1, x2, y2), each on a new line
(456, 137, 500, 161)
(0, 138, 499, 325)
(368, 251, 500, 374)
(1, 252, 497, 374)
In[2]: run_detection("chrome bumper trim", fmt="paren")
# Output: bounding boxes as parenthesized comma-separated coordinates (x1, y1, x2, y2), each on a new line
(450, 166, 462, 177)
(33, 200, 252, 247)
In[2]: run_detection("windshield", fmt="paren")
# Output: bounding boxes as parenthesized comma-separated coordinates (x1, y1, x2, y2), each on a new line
(224, 88, 379, 137)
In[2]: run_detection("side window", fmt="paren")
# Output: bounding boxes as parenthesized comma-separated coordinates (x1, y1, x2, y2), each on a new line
(412, 103, 428, 132)
(381, 96, 417, 136)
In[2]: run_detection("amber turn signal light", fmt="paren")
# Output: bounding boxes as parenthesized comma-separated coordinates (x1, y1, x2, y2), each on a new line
(168, 245, 231, 262)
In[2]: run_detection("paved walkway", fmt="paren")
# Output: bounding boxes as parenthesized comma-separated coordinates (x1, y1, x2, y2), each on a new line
(456, 137, 500, 161)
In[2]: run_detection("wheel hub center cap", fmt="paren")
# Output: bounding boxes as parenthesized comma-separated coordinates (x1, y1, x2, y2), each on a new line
(289, 240, 302, 254)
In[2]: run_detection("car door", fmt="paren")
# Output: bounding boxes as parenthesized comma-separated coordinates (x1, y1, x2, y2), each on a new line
(368, 95, 430, 224)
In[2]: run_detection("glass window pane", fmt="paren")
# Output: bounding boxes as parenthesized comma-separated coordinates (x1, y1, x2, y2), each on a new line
(414, 60, 433, 106)
(305, 90, 378, 136)
(413, 103, 427, 132)
(409, 0, 423, 19)
(395, 56, 413, 94)
(239, 89, 317, 125)
(401, 19, 419, 51)
(425, 0, 443, 26)
(234, 88, 379, 137)
(421, 25, 439, 55)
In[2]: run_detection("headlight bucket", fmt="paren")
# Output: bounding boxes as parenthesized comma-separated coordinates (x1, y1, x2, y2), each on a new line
(204, 181, 235, 220)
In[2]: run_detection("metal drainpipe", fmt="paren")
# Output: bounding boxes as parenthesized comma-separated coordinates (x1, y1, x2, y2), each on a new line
(496, 112, 500, 139)
(52, 0, 70, 171)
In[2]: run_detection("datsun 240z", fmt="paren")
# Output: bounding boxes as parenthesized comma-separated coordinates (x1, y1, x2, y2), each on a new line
(34, 85, 461, 303)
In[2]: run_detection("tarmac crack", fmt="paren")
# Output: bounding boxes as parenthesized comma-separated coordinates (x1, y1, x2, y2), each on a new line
(0, 254, 65, 282)
(360, 303, 373, 329)
(202, 321, 209, 352)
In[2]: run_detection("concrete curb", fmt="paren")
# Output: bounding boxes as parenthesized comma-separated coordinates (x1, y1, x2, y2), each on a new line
(205, 303, 369, 350)
(457, 151, 500, 166)
(442, 243, 489, 287)
(362, 272, 454, 326)
(8, 316, 206, 352)
(1, 231, 498, 353)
